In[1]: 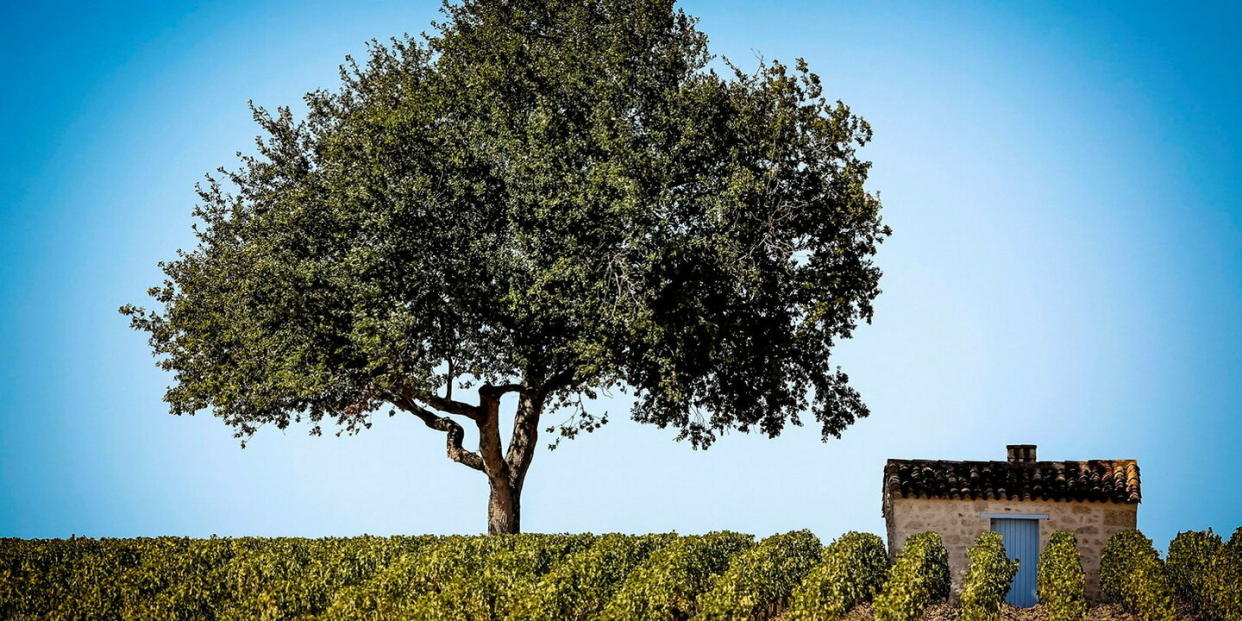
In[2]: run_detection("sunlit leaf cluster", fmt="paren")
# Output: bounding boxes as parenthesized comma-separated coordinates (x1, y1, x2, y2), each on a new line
(1167, 528, 1242, 621)
(785, 531, 888, 621)
(1036, 531, 1087, 621)
(597, 531, 754, 620)
(872, 531, 950, 621)
(959, 531, 1019, 621)
(694, 529, 823, 620)
(1099, 530, 1178, 621)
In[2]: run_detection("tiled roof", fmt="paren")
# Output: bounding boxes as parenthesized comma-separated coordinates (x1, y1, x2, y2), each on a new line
(882, 458, 1140, 516)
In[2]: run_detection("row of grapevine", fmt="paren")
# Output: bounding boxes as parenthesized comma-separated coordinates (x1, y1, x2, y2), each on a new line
(693, 529, 822, 620)
(596, 531, 755, 620)
(0, 535, 435, 621)
(1036, 532, 1087, 621)
(401, 533, 597, 621)
(785, 532, 889, 621)
(325, 534, 520, 619)
(949, 527, 1242, 621)
(1100, 530, 1180, 621)
(872, 532, 950, 621)
(511, 533, 676, 620)
(959, 532, 1018, 621)
(1159, 527, 1242, 621)
(6, 527, 1240, 621)
(0, 531, 908, 621)
(0, 532, 761, 621)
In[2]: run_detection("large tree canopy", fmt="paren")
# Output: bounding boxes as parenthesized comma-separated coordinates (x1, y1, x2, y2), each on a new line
(123, 0, 889, 534)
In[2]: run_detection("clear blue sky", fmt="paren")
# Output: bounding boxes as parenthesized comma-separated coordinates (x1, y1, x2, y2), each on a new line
(1, 1, 1238, 549)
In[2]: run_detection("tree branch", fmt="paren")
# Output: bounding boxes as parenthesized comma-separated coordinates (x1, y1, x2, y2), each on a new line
(505, 390, 545, 492)
(411, 390, 483, 421)
(479, 383, 528, 398)
(476, 389, 511, 482)
(394, 396, 484, 471)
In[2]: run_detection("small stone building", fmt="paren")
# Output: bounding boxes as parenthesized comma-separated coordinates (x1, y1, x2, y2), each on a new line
(882, 445, 1140, 606)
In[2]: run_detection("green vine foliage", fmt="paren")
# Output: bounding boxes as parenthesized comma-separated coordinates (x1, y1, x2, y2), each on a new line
(692, 530, 823, 620)
(0, 534, 702, 621)
(88, 537, 238, 620)
(960, 531, 1019, 621)
(872, 532, 950, 621)
(196, 538, 321, 620)
(1200, 528, 1242, 621)
(784, 532, 888, 621)
(402, 533, 596, 621)
(45, 538, 143, 620)
(511, 533, 676, 621)
(1, 536, 146, 620)
(1099, 530, 1178, 621)
(598, 531, 754, 621)
(0, 535, 436, 621)
(10, 529, 1242, 621)
(325, 535, 497, 620)
(1036, 531, 1086, 621)
(1166, 529, 1222, 618)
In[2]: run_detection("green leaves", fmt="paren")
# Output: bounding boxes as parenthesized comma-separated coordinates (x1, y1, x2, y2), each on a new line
(0, 536, 434, 620)
(511, 533, 675, 621)
(872, 532, 950, 621)
(960, 531, 1019, 621)
(389, 534, 596, 621)
(598, 531, 754, 620)
(693, 530, 823, 620)
(7, 529, 1242, 620)
(1099, 530, 1178, 621)
(123, 0, 887, 453)
(785, 531, 888, 621)
(1166, 529, 1221, 618)
(1171, 528, 1242, 621)
(1036, 531, 1086, 621)
(218, 536, 431, 620)
(1206, 528, 1242, 621)
(325, 534, 504, 619)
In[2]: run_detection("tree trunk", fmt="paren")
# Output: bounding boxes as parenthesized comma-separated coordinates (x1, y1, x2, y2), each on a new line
(401, 382, 546, 535)
(475, 383, 545, 535)
(487, 476, 520, 535)
(486, 387, 545, 534)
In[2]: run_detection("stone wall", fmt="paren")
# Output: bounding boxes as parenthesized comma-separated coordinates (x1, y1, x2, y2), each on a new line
(886, 497, 1137, 599)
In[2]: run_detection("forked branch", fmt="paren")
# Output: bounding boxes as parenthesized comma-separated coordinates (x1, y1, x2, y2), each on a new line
(394, 395, 484, 471)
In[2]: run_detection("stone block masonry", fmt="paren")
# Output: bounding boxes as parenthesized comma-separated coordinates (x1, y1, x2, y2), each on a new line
(886, 497, 1137, 599)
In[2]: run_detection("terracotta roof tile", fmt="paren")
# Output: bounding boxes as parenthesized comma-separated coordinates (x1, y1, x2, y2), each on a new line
(882, 458, 1140, 517)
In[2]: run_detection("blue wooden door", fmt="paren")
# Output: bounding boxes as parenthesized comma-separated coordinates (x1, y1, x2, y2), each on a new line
(992, 518, 1039, 607)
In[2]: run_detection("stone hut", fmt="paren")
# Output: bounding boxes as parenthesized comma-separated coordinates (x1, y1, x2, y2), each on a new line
(882, 444, 1140, 606)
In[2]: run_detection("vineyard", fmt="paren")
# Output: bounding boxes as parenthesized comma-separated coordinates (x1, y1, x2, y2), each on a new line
(2, 528, 1239, 621)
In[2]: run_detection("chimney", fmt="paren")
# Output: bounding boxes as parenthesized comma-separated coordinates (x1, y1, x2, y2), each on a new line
(1007, 444, 1037, 463)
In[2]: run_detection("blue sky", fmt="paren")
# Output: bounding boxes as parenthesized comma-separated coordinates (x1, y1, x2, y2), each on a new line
(1, 1, 1238, 548)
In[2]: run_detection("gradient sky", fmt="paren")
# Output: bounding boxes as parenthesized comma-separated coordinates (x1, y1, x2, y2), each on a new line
(1, 1, 1239, 549)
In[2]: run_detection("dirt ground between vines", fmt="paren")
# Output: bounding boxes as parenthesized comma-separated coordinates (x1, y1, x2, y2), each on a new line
(826, 602, 1159, 621)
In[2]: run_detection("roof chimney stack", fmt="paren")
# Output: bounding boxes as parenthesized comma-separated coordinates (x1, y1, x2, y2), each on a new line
(1007, 444, 1036, 463)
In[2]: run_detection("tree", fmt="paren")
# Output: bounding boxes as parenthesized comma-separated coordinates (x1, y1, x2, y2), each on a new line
(121, 0, 889, 534)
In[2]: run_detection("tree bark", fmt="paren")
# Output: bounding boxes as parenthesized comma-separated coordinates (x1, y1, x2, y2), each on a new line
(506, 391, 544, 494)
(478, 385, 519, 535)
(487, 390, 544, 534)
(487, 475, 521, 535)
